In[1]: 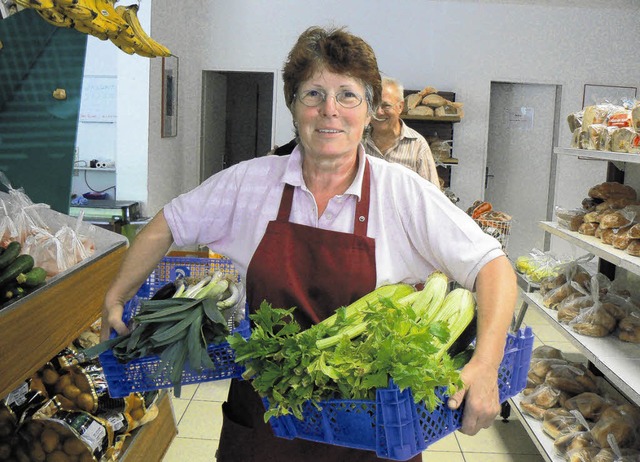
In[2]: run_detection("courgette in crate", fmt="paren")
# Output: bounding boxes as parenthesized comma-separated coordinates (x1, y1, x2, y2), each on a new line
(16, 267, 47, 287)
(0, 241, 21, 270)
(0, 254, 34, 288)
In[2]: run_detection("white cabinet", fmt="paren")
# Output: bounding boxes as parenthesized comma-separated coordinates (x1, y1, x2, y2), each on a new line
(509, 148, 640, 462)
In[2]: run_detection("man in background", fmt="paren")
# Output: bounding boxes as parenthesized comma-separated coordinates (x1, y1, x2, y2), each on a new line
(364, 77, 441, 188)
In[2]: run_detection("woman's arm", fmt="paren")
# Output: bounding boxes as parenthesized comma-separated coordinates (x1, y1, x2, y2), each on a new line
(446, 255, 517, 434)
(100, 210, 175, 341)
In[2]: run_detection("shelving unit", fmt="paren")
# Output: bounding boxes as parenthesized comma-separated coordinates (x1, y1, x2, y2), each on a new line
(401, 90, 461, 188)
(75, 166, 116, 172)
(0, 197, 177, 461)
(510, 147, 640, 461)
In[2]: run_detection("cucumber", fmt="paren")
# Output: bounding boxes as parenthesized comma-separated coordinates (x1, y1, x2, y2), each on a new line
(16, 267, 47, 287)
(0, 254, 34, 289)
(0, 241, 21, 270)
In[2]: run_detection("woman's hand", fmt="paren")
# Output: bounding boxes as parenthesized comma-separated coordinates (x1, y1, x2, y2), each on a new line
(446, 358, 501, 435)
(100, 298, 129, 341)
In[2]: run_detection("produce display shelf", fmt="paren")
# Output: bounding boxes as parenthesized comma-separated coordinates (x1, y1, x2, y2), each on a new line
(0, 198, 129, 399)
(508, 396, 563, 462)
(521, 291, 640, 406)
(539, 221, 640, 275)
(554, 147, 640, 165)
(119, 391, 177, 462)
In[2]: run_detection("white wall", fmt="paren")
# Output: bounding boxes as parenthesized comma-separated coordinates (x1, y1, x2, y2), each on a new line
(141, 0, 639, 215)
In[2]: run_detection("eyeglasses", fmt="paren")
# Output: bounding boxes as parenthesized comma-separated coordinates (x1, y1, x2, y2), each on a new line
(296, 89, 364, 108)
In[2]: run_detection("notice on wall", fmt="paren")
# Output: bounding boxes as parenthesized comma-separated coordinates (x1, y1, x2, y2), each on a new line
(79, 75, 116, 123)
(508, 106, 534, 130)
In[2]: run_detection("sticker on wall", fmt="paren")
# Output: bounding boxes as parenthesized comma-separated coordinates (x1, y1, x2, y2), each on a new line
(507, 106, 534, 131)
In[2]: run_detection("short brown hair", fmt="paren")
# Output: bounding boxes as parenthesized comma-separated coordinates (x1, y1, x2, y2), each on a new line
(282, 26, 382, 112)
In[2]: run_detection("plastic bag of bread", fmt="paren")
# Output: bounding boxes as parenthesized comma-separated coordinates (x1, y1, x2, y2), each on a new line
(590, 403, 640, 449)
(570, 300, 617, 337)
(588, 182, 637, 202)
(606, 107, 633, 129)
(611, 127, 637, 153)
(586, 124, 608, 150)
(598, 126, 619, 152)
(554, 429, 597, 457)
(593, 447, 640, 462)
(625, 239, 640, 257)
(599, 293, 636, 322)
(556, 206, 587, 232)
(565, 447, 601, 462)
(579, 222, 599, 236)
(617, 311, 640, 343)
(564, 392, 616, 421)
(583, 104, 617, 131)
(542, 408, 588, 439)
(558, 292, 594, 323)
(542, 261, 594, 308)
(596, 197, 640, 211)
(0, 200, 18, 247)
(556, 272, 611, 322)
(599, 209, 636, 230)
(568, 110, 584, 133)
(545, 362, 599, 395)
(532, 345, 565, 360)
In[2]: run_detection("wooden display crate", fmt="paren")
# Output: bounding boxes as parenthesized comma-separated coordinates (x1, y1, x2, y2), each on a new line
(0, 195, 129, 398)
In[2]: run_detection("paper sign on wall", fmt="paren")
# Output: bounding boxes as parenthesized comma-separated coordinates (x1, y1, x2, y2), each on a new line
(508, 106, 534, 130)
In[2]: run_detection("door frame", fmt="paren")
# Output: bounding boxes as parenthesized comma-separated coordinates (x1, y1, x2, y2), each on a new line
(200, 67, 280, 183)
(484, 78, 563, 252)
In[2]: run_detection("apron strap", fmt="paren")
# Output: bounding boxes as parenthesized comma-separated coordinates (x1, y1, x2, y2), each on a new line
(276, 159, 371, 236)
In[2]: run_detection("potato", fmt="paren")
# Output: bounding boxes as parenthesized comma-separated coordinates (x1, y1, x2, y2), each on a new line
(62, 385, 81, 401)
(41, 428, 60, 453)
(41, 368, 60, 386)
(46, 450, 70, 462)
(71, 374, 91, 394)
(62, 438, 86, 456)
(75, 394, 94, 413)
(53, 374, 72, 395)
(29, 441, 46, 462)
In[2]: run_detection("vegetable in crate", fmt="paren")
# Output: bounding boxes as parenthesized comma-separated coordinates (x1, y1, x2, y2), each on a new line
(83, 271, 244, 397)
(229, 272, 477, 421)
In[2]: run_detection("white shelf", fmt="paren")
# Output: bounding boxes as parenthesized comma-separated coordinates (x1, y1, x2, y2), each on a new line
(554, 147, 640, 164)
(508, 397, 562, 462)
(75, 166, 116, 172)
(521, 291, 640, 406)
(539, 221, 640, 274)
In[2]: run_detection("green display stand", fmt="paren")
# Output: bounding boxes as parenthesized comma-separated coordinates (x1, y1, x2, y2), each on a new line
(0, 9, 87, 214)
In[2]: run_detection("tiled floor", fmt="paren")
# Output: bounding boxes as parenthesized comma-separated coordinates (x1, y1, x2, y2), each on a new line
(162, 302, 578, 462)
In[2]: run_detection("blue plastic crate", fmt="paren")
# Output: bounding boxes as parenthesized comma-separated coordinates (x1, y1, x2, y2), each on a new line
(267, 327, 534, 461)
(98, 257, 250, 398)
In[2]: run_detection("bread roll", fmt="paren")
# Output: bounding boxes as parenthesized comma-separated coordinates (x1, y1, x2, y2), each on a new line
(407, 105, 434, 116)
(564, 392, 614, 420)
(612, 226, 634, 250)
(546, 364, 599, 395)
(567, 447, 600, 462)
(579, 222, 598, 236)
(531, 345, 565, 360)
(554, 431, 596, 456)
(618, 314, 640, 343)
(405, 93, 422, 111)
(600, 212, 632, 229)
(520, 401, 546, 420)
(626, 240, 640, 256)
(588, 182, 637, 201)
(628, 223, 640, 239)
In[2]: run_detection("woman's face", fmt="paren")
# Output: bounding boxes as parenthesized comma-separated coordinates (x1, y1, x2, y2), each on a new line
(292, 68, 371, 160)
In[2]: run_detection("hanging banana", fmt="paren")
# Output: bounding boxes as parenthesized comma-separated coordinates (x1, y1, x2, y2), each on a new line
(27, 0, 172, 58)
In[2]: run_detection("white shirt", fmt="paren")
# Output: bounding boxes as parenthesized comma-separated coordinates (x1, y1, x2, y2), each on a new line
(164, 145, 503, 290)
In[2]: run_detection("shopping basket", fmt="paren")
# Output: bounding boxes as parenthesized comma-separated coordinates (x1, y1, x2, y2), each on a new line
(99, 256, 250, 398)
(266, 327, 534, 461)
(474, 217, 512, 250)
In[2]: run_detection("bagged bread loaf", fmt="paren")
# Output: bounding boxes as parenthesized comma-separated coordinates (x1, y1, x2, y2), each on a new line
(566, 447, 601, 462)
(610, 127, 637, 153)
(612, 225, 635, 250)
(625, 240, 640, 256)
(617, 311, 640, 343)
(632, 103, 640, 132)
(588, 182, 637, 201)
(567, 110, 584, 133)
(579, 222, 599, 236)
(564, 392, 615, 421)
(545, 363, 599, 395)
(570, 301, 617, 337)
(590, 403, 640, 449)
(531, 345, 565, 360)
(587, 124, 608, 150)
(597, 126, 619, 152)
(405, 93, 423, 111)
(599, 209, 635, 229)
(542, 408, 588, 440)
(554, 430, 597, 457)
(593, 447, 640, 462)
(556, 207, 586, 231)
(606, 107, 633, 128)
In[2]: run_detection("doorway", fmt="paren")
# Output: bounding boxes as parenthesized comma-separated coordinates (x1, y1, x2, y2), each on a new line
(200, 71, 275, 182)
(485, 82, 562, 260)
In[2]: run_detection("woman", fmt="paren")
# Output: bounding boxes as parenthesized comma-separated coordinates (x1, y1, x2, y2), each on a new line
(101, 26, 517, 462)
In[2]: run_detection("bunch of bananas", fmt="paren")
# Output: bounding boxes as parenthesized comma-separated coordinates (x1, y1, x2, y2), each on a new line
(15, 0, 171, 58)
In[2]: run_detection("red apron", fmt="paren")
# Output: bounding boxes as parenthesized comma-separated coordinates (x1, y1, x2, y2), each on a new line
(216, 160, 422, 462)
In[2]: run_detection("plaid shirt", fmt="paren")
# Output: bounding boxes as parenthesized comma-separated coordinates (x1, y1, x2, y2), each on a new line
(364, 121, 440, 188)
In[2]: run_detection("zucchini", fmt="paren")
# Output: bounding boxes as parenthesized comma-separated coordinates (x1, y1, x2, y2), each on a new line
(16, 267, 47, 287)
(0, 254, 34, 288)
(0, 241, 21, 270)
